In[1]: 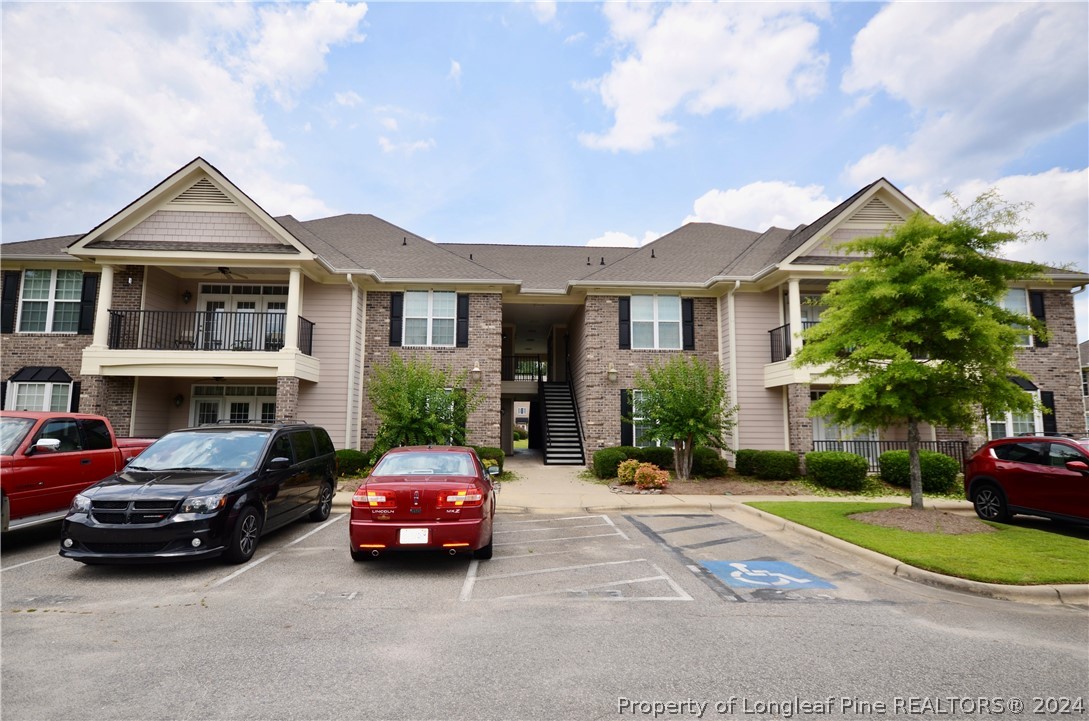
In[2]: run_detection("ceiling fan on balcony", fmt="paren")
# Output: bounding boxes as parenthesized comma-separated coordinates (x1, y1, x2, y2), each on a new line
(202, 266, 248, 280)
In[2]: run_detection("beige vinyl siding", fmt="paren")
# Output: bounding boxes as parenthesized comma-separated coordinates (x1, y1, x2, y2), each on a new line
(732, 290, 787, 450)
(296, 279, 355, 447)
(131, 376, 183, 437)
(142, 266, 185, 311)
(118, 210, 284, 245)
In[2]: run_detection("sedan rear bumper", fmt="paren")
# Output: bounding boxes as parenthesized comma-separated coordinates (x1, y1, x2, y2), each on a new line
(349, 517, 488, 552)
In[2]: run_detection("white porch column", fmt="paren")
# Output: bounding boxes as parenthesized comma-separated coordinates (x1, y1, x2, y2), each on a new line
(284, 268, 301, 351)
(787, 279, 803, 357)
(91, 265, 115, 348)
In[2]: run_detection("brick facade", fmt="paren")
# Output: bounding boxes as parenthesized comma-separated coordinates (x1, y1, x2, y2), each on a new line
(359, 291, 502, 450)
(276, 377, 300, 421)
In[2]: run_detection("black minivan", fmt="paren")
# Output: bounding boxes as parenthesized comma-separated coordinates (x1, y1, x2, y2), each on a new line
(60, 422, 337, 564)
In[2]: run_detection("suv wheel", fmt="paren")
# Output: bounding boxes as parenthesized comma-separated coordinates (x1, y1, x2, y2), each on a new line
(309, 482, 334, 522)
(972, 483, 1009, 522)
(224, 506, 262, 564)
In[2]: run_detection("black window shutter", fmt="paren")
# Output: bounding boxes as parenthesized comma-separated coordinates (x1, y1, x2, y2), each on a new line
(0, 381, 6, 411)
(78, 273, 99, 335)
(1, 270, 21, 334)
(389, 292, 403, 347)
(1040, 391, 1057, 435)
(620, 389, 633, 446)
(681, 298, 695, 351)
(70, 381, 81, 412)
(618, 297, 631, 350)
(456, 294, 470, 348)
(1029, 291, 1047, 348)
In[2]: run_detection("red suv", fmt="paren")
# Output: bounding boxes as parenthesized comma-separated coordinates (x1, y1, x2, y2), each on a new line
(964, 437, 1089, 525)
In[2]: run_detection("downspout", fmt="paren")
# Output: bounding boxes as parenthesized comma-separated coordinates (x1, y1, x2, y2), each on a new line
(727, 281, 740, 454)
(344, 274, 359, 449)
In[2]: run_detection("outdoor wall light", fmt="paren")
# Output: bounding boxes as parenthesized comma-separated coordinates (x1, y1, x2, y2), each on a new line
(469, 362, 483, 382)
(173, 393, 185, 408)
(182, 290, 192, 304)
(606, 362, 618, 382)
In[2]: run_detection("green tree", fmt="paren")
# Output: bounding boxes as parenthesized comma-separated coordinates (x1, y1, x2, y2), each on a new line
(367, 353, 482, 460)
(793, 191, 1047, 509)
(630, 355, 737, 481)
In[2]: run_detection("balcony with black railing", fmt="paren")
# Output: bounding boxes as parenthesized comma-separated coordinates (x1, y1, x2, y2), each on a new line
(769, 321, 820, 363)
(107, 310, 314, 355)
(502, 355, 547, 382)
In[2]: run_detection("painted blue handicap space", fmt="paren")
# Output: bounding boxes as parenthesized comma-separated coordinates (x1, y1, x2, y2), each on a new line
(701, 561, 836, 590)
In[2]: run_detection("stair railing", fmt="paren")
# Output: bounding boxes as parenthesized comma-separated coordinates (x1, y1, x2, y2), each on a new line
(566, 358, 586, 463)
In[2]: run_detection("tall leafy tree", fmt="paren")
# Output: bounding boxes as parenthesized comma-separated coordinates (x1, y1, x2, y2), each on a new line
(368, 353, 482, 460)
(793, 191, 1047, 509)
(630, 355, 737, 481)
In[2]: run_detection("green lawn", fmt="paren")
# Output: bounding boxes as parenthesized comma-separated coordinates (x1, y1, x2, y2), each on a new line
(748, 501, 1089, 586)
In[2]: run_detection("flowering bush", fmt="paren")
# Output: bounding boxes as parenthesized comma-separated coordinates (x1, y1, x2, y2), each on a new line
(634, 462, 671, 490)
(617, 459, 641, 485)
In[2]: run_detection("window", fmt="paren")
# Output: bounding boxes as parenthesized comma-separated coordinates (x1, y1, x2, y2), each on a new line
(1082, 369, 1088, 397)
(631, 390, 673, 448)
(290, 430, 316, 462)
(810, 391, 877, 442)
(190, 385, 276, 425)
(631, 295, 681, 350)
(81, 419, 112, 450)
(999, 288, 1031, 347)
(18, 269, 82, 333)
(10, 382, 71, 411)
(38, 419, 82, 453)
(988, 391, 1041, 439)
(404, 291, 456, 347)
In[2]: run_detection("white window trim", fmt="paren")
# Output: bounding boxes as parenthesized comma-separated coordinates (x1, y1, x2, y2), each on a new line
(403, 290, 456, 348)
(6, 381, 73, 412)
(631, 389, 673, 448)
(631, 295, 681, 351)
(987, 390, 1043, 439)
(810, 390, 878, 442)
(16, 269, 83, 334)
(1001, 288, 1033, 348)
(189, 385, 276, 425)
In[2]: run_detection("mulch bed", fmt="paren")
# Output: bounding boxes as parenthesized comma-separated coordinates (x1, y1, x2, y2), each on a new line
(849, 507, 995, 535)
(609, 478, 808, 496)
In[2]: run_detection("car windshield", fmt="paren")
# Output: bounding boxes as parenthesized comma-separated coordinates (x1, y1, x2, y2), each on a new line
(0, 418, 35, 456)
(371, 451, 474, 477)
(129, 430, 269, 471)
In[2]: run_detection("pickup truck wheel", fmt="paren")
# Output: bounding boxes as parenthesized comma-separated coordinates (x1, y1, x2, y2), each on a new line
(309, 482, 334, 522)
(224, 506, 262, 564)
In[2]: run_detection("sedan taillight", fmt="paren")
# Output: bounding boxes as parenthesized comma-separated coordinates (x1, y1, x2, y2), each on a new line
(436, 485, 485, 508)
(352, 489, 397, 508)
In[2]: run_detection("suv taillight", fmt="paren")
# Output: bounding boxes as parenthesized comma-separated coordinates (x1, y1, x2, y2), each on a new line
(436, 485, 485, 508)
(352, 489, 397, 508)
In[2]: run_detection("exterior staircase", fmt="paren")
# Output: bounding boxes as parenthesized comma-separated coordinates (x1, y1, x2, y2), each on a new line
(541, 382, 585, 465)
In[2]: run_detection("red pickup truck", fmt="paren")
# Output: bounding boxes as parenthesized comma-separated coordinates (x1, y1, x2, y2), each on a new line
(1, 411, 155, 532)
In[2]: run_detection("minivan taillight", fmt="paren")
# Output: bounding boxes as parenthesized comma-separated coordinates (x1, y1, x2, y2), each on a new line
(352, 489, 397, 508)
(436, 485, 485, 508)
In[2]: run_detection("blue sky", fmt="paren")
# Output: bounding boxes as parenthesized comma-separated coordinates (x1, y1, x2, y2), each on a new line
(2, 1, 1087, 338)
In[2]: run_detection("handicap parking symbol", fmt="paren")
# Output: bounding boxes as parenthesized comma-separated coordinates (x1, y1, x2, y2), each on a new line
(701, 561, 836, 590)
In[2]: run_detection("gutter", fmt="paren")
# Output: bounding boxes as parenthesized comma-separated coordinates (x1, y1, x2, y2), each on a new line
(726, 280, 740, 454)
(344, 274, 360, 449)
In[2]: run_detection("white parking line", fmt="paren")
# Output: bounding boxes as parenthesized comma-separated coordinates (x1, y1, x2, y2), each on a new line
(602, 515, 630, 540)
(210, 514, 344, 589)
(500, 515, 604, 524)
(1, 554, 57, 573)
(494, 522, 609, 535)
(476, 558, 644, 581)
(459, 559, 479, 602)
(494, 532, 623, 546)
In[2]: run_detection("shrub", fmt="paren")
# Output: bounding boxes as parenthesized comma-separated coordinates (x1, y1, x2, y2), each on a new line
(472, 446, 505, 473)
(336, 449, 370, 477)
(752, 451, 800, 480)
(616, 459, 641, 485)
(639, 445, 676, 471)
(633, 462, 670, 490)
(592, 447, 629, 479)
(615, 446, 642, 461)
(480, 458, 499, 474)
(735, 449, 760, 476)
(691, 447, 729, 478)
(512, 428, 526, 441)
(805, 451, 869, 492)
(879, 450, 960, 494)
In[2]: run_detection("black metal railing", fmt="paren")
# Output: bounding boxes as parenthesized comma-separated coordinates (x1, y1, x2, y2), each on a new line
(502, 354, 547, 381)
(107, 310, 314, 356)
(769, 321, 820, 363)
(812, 440, 970, 472)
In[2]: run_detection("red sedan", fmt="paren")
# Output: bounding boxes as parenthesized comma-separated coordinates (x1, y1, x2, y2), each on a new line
(349, 446, 498, 561)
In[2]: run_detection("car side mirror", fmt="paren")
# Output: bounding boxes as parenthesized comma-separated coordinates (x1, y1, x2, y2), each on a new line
(267, 457, 292, 471)
(487, 465, 500, 477)
(1065, 460, 1089, 475)
(31, 438, 61, 454)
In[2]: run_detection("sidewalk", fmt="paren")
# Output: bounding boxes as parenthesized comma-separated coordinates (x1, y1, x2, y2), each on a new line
(333, 448, 1088, 606)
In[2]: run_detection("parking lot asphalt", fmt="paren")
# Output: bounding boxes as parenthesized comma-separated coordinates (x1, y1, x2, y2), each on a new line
(333, 450, 1089, 607)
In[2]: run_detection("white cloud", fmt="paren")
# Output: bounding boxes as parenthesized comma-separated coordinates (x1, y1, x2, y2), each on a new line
(378, 137, 437, 155)
(448, 59, 462, 85)
(587, 230, 659, 247)
(335, 91, 364, 107)
(563, 32, 586, 45)
(686, 181, 837, 230)
(843, 3, 1088, 186)
(380, 117, 399, 131)
(530, 1, 557, 24)
(1, 2, 369, 235)
(580, 1, 829, 152)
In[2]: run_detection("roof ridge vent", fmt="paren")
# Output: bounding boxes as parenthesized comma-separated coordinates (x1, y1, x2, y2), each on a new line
(170, 178, 235, 206)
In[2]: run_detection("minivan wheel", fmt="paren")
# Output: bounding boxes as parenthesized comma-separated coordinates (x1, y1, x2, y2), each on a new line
(972, 484, 1009, 522)
(309, 482, 334, 522)
(224, 506, 262, 564)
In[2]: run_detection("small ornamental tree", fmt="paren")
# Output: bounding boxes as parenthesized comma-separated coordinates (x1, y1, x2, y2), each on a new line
(794, 190, 1047, 510)
(367, 353, 482, 460)
(630, 355, 737, 481)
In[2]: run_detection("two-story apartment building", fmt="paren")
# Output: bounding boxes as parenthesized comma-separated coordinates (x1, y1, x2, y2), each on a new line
(3, 158, 1087, 466)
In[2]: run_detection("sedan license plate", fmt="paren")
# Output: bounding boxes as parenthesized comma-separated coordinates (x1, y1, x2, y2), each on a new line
(399, 528, 429, 545)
